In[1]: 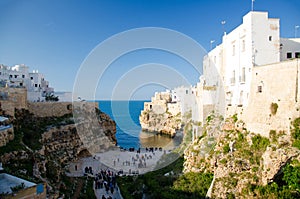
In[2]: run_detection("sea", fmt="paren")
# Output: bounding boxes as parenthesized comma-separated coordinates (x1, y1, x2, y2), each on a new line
(98, 100, 182, 149)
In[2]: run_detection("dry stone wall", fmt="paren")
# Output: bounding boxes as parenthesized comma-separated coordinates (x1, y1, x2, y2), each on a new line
(28, 102, 74, 117)
(0, 87, 27, 116)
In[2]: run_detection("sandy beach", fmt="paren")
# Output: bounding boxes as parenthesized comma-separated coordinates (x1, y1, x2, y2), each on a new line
(67, 147, 173, 176)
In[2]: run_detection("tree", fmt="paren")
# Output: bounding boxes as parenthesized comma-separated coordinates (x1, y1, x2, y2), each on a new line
(45, 93, 59, 101)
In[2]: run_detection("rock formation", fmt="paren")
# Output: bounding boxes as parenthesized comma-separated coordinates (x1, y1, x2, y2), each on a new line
(0, 102, 117, 197)
(183, 114, 300, 198)
(139, 92, 182, 137)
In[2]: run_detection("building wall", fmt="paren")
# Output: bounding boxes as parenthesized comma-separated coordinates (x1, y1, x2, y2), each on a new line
(172, 86, 195, 116)
(0, 64, 54, 102)
(0, 87, 28, 116)
(241, 59, 300, 136)
(280, 38, 300, 60)
(192, 11, 300, 140)
(28, 102, 73, 117)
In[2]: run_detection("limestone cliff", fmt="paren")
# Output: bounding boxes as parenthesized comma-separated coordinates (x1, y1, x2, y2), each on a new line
(183, 114, 300, 198)
(139, 92, 182, 137)
(0, 102, 116, 197)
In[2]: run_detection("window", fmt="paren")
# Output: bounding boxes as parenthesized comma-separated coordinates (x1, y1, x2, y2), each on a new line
(35, 84, 38, 87)
(30, 77, 33, 80)
(231, 70, 236, 85)
(269, 36, 272, 41)
(19, 83, 23, 86)
(14, 75, 17, 78)
(232, 44, 236, 56)
(241, 67, 246, 83)
(149, 105, 152, 110)
(22, 75, 25, 78)
(242, 40, 245, 52)
(296, 52, 300, 58)
(287, 52, 292, 59)
(9, 75, 12, 78)
(186, 90, 188, 94)
(258, 86, 262, 93)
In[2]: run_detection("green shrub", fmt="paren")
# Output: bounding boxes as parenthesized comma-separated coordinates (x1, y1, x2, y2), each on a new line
(251, 135, 270, 151)
(220, 158, 227, 165)
(269, 130, 277, 142)
(292, 118, 300, 150)
(223, 143, 230, 154)
(232, 114, 238, 123)
(270, 103, 278, 115)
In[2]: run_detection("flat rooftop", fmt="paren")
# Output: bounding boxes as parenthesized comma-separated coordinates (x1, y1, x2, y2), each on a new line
(0, 173, 36, 194)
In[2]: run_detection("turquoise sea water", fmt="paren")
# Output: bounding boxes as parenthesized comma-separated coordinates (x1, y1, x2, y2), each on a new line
(98, 100, 182, 149)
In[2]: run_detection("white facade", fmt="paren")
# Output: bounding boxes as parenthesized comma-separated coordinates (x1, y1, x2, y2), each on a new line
(0, 64, 54, 101)
(204, 11, 282, 109)
(280, 38, 300, 60)
(171, 86, 195, 116)
(191, 11, 300, 141)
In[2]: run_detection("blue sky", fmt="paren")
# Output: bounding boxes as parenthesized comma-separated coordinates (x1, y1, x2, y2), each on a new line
(0, 0, 299, 100)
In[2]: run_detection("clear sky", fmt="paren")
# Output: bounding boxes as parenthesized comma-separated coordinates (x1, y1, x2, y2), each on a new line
(0, 0, 299, 100)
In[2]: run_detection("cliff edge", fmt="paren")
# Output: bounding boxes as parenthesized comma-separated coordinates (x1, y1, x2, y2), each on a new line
(139, 92, 182, 137)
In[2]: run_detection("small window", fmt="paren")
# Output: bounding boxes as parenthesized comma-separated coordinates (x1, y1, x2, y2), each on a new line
(295, 52, 300, 58)
(258, 86, 262, 93)
(232, 44, 236, 56)
(186, 90, 188, 94)
(22, 75, 25, 78)
(30, 77, 33, 80)
(14, 75, 17, 78)
(287, 52, 292, 59)
(269, 36, 272, 41)
(20, 83, 23, 86)
(149, 105, 152, 110)
(35, 84, 38, 87)
(9, 75, 12, 78)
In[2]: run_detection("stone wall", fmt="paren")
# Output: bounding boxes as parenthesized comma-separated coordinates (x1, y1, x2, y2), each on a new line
(28, 101, 98, 118)
(0, 87, 27, 116)
(27, 102, 73, 117)
(224, 59, 300, 137)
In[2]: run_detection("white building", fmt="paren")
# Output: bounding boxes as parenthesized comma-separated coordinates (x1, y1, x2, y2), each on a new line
(171, 86, 196, 117)
(0, 64, 54, 101)
(191, 11, 300, 140)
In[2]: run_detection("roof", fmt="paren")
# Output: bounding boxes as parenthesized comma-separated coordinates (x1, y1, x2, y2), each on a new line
(0, 116, 8, 122)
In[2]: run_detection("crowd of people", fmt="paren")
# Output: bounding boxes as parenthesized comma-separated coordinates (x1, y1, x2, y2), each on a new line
(84, 167, 117, 199)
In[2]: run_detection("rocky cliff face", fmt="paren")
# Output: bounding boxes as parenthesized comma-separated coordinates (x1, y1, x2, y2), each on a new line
(183, 114, 300, 198)
(139, 110, 181, 137)
(0, 103, 116, 197)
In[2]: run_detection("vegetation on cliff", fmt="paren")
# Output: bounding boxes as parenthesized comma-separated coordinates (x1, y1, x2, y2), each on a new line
(0, 105, 116, 198)
(183, 114, 300, 198)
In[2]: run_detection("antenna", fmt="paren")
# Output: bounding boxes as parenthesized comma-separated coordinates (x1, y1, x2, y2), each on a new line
(210, 40, 215, 50)
(295, 25, 299, 38)
(221, 21, 226, 35)
(251, 0, 255, 11)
